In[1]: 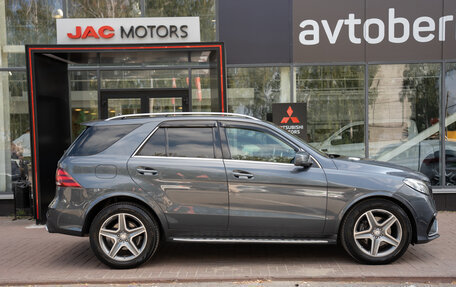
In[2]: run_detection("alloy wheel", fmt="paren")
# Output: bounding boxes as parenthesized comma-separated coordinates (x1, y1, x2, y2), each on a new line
(98, 213, 148, 261)
(353, 209, 403, 257)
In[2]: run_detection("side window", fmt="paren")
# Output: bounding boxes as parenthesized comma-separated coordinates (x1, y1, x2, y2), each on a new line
(167, 127, 214, 158)
(137, 128, 166, 156)
(225, 128, 296, 163)
(137, 127, 215, 158)
(69, 124, 140, 156)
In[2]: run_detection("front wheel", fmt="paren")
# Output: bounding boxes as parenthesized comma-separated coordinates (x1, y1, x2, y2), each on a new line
(89, 203, 160, 269)
(340, 199, 411, 264)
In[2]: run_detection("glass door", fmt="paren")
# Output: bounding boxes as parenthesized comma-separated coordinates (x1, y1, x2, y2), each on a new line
(100, 89, 189, 119)
(107, 98, 142, 118)
(149, 97, 183, 113)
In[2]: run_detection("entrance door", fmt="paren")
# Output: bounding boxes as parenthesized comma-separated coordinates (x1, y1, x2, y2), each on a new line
(100, 88, 189, 119)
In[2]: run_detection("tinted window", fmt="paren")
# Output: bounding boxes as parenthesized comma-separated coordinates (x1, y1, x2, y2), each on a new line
(226, 128, 296, 163)
(137, 128, 166, 156)
(168, 128, 214, 158)
(69, 124, 139, 156)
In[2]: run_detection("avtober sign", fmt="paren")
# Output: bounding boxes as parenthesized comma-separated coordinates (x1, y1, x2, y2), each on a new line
(293, 0, 456, 63)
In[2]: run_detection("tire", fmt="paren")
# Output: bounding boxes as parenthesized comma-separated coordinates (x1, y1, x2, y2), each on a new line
(89, 202, 160, 269)
(340, 199, 411, 264)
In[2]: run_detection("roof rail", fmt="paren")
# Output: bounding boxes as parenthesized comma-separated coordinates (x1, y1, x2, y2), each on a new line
(105, 112, 260, 121)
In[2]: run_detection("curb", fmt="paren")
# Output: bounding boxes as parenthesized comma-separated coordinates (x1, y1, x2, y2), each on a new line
(1, 276, 455, 286)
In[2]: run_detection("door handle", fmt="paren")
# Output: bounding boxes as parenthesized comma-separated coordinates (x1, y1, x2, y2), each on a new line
(233, 170, 254, 180)
(137, 167, 158, 176)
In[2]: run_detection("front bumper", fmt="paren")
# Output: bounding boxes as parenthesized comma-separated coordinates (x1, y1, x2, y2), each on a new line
(397, 184, 439, 244)
(416, 215, 439, 243)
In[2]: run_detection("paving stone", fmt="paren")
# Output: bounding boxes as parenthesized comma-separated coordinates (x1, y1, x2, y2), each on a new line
(0, 212, 454, 285)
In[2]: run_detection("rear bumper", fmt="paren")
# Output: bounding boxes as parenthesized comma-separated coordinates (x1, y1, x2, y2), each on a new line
(46, 207, 84, 236)
(45, 187, 86, 237)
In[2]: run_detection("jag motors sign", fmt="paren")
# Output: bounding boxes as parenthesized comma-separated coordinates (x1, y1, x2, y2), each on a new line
(293, 0, 456, 63)
(57, 17, 200, 44)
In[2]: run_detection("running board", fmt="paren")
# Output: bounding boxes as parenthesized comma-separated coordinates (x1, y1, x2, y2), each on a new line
(171, 238, 330, 244)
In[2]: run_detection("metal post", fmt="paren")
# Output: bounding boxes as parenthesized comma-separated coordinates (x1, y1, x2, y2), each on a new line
(364, 63, 369, 159)
(440, 62, 446, 186)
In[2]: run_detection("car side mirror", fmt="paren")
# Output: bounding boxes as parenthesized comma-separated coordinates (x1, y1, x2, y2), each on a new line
(294, 152, 313, 168)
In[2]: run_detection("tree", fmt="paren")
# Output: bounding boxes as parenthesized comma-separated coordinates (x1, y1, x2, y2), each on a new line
(6, 0, 56, 45)
(400, 64, 439, 133)
(295, 65, 368, 142)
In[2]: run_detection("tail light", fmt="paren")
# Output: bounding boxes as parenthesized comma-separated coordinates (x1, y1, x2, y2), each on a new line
(56, 168, 81, 188)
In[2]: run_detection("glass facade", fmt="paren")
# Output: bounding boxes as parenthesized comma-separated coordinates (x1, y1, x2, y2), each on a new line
(191, 69, 212, 112)
(0, 0, 456, 208)
(145, 0, 216, 41)
(444, 63, 456, 186)
(227, 67, 291, 120)
(0, 70, 31, 200)
(70, 70, 98, 140)
(295, 65, 365, 157)
(101, 69, 190, 89)
(368, 64, 441, 185)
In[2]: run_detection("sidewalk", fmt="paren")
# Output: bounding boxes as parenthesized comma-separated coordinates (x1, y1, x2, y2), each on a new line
(0, 212, 455, 285)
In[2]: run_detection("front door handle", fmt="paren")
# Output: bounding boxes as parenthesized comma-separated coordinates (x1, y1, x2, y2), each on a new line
(233, 170, 254, 180)
(137, 167, 158, 176)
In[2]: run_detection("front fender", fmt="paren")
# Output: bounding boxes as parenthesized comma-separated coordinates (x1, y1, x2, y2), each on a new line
(324, 189, 418, 238)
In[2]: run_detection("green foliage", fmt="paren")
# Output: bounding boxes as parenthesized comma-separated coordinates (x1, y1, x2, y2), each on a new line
(400, 64, 440, 133)
(5, 0, 215, 45)
(145, 0, 215, 41)
(6, 0, 56, 45)
(69, 0, 141, 18)
(296, 65, 366, 142)
(227, 67, 282, 120)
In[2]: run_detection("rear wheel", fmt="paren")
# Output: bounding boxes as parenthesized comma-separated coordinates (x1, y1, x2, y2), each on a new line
(340, 199, 411, 264)
(89, 203, 159, 269)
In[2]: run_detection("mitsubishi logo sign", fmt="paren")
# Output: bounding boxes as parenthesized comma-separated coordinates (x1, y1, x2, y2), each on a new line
(280, 106, 300, 124)
(272, 103, 307, 140)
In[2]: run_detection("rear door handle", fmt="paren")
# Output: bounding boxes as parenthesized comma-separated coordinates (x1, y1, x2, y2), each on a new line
(137, 167, 158, 176)
(233, 170, 254, 180)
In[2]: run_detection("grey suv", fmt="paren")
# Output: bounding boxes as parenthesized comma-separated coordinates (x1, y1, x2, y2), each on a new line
(46, 113, 439, 269)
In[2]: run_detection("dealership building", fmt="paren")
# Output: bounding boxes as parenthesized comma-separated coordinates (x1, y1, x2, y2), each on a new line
(1, 0, 456, 220)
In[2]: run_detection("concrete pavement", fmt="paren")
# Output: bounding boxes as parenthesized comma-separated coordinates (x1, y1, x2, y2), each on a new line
(0, 212, 455, 285)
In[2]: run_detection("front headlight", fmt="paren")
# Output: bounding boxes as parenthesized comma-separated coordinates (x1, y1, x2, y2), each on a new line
(403, 178, 430, 195)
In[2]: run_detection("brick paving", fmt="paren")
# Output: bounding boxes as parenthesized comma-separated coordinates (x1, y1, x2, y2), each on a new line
(0, 212, 455, 285)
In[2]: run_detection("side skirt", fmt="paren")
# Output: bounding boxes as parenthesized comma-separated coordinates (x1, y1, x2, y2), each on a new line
(171, 238, 336, 244)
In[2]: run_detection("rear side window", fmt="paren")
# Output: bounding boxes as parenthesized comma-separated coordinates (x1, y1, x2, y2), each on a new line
(68, 124, 139, 156)
(137, 127, 215, 158)
(136, 128, 166, 156)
